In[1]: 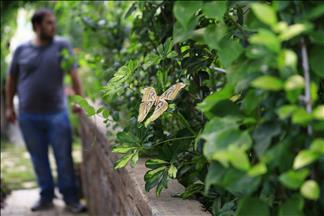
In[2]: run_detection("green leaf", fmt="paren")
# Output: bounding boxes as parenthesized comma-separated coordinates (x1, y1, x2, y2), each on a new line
(227, 147, 251, 171)
(144, 166, 166, 181)
(279, 169, 309, 189)
(248, 163, 267, 176)
(102, 109, 110, 118)
(160, 37, 174, 57)
(286, 90, 303, 104)
(103, 60, 138, 96)
(310, 139, 324, 154)
(203, 1, 227, 20)
(201, 117, 238, 158)
(144, 168, 165, 192)
(114, 153, 134, 169)
(197, 85, 234, 113)
(277, 49, 297, 70)
(205, 162, 226, 193)
(309, 30, 324, 45)
(168, 164, 177, 178)
(224, 171, 261, 196)
(203, 23, 227, 50)
(130, 151, 139, 167)
(156, 172, 168, 196)
(305, 4, 324, 20)
(212, 146, 251, 171)
(279, 23, 311, 41)
(60, 48, 76, 71)
(276, 105, 299, 119)
(261, 137, 292, 168)
(249, 29, 280, 53)
(293, 150, 320, 169)
(251, 75, 283, 91)
(96, 107, 104, 114)
(146, 159, 169, 169)
(205, 164, 261, 196)
(208, 99, 241, 118)
(241, 89, 264, 114)
(253, 123, 281, 157)
(116, 131, 139, 144)
(300, 180, 320, 200)
(127, 58, 138, 72)
(210, 150, 230, 167)
(314, 121, 324, 132)
(246, 46, 269, 59)
(143, 53, 161, 69)
(71, 95, 96, 116)
(173, 1, 202, 29)
(309, 46, 324, 78)
(166, 51, 177, 58)
(218, 38, 243, 67)
(180, 182, 204, 199)
(313, 105, 324, 120)
(284, 75, 304, 91)
(236, 197, 270, 216)
(311, 82, 318, 103)
(251, 3, 277, 27)
(201, 116, 238, 135)
(278, 195, 304, 216)
(273, 21, 288, 33)
(173, 19, 198, 43)
(112, 145, 138, 154)
(292, 108, 313, 125)
(203, 126, 252, 160)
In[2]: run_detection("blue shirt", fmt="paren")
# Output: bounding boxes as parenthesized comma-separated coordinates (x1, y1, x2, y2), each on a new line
(7, 36, 77, 113)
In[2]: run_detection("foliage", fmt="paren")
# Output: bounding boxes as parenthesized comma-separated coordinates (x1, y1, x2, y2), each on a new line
(84, 1, 323, 215)
(0, 1, 19, 83)
(3, 1, 324, 215)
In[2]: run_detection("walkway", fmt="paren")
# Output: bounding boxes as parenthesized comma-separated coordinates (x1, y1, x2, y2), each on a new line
(1, 189, 88, 216)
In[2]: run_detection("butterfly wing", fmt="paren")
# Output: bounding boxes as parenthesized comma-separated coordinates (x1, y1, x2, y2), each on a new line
(141, 87, 157, 102)
(160, 83, 186, 100)
(146, 99, 168, 122)
(138, 101, 154, 122)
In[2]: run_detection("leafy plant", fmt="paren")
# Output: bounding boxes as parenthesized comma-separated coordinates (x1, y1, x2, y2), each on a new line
(10, 1, 322, 215)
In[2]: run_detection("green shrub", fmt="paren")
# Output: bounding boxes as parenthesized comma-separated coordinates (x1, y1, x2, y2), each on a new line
(70, 1, 324, 215)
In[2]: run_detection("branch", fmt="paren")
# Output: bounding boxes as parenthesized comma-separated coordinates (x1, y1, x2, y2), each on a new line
(153, 136, 195, 147)
(300, 38, 312, 136)
(228, 15, 248, 43)
(210, 66, 226, 74)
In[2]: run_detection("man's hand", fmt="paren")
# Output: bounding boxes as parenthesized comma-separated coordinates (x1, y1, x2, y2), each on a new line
(69, 69, 84, 115)
(6, 108, 16, 123)
(6, 74, 17, 123)
(72, 104, 83, 114)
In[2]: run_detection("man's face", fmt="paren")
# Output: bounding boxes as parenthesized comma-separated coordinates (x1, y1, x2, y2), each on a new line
(36, 13, 56, 40)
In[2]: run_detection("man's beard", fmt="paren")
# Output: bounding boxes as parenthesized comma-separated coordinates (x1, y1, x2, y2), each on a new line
(40, 31, 54, 41)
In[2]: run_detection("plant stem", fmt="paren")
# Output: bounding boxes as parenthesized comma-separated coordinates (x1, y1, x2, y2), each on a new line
(153, 136, 195, 147)
(300, 38, 312, 136)
(228, 14, 248, 43)
(175, 112, 196, 135)
(211, 66, 226, 74)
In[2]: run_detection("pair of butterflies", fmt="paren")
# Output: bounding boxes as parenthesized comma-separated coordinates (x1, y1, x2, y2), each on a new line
(138, 83, 186, 123)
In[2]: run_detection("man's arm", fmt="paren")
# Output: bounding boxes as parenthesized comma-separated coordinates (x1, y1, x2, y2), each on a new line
(69, 68, 84, 114)
(5, 74, 17, 122)
(5, 45, 20, 123)
(70, 68, 83, 96)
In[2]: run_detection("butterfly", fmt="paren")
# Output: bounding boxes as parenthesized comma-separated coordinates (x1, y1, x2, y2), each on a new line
(138, 83, 186, 123)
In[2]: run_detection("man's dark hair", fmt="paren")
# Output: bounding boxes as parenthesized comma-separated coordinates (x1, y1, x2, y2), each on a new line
(31, 8, 54, 31)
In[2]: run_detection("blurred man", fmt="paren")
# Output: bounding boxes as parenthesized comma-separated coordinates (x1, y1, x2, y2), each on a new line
(5, 8, 86, 213)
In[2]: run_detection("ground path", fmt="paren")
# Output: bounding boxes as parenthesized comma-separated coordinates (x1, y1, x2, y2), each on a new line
(1, 188, 88, 216)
